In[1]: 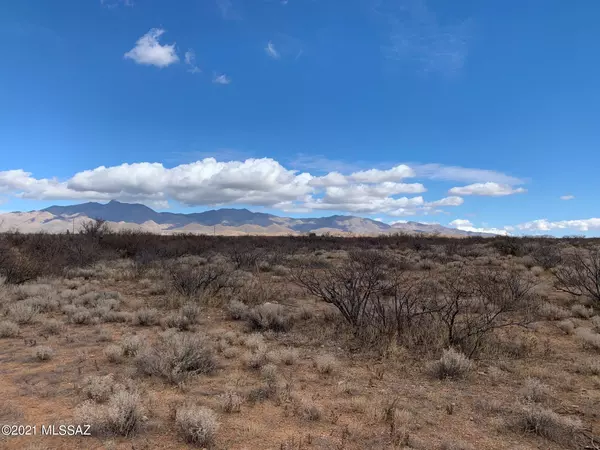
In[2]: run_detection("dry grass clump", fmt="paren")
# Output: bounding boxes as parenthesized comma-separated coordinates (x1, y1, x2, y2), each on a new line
(519, 377, 549, 404)
(0, 320, 19, 338)
(591, 315, 600, 332)
(34, 346, 54, 361)
(132, 307, 160, 326)
(557, 319, 576, 334)
(575, 327, 600, 351)
(314, 354, 339, 375)
(294, 398, 322, 421)
(226, 299, 249, 320)
(135, 332, 217, 384)
(538, 302, 571, 321)
(82, 374, 122, 403)
(75, 390, 145, 437)
(8, 302, 39, 324)
(121, 335, 144, 358)
(162, 303, 201, 331)
(516, 404, 582, 447)
(430, 348, 473, 380)
(104, 344, 125, 363)
(244, 303, 292, 332)
(217, 391, 243, 413)
(175, 404, 219, 447)
(243, 332, 265, 350)
(571, 304, 594, 319)
(267, 347, 299, 366)
(41, 318, 63, 335)
(243, 348, 268, 370)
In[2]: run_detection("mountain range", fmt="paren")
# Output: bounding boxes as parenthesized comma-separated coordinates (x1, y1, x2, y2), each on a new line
(0, 201, 497, 237)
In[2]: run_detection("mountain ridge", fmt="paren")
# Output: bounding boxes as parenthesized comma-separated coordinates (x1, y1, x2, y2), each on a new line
(0, 201, 499, 236)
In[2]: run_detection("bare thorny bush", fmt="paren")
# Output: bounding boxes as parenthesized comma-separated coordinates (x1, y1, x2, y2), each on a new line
(292, 250, 540, 357)
(554, 246, 600, 307)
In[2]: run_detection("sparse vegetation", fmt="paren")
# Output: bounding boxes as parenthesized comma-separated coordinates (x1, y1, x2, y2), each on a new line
(1, 231, 599, 449)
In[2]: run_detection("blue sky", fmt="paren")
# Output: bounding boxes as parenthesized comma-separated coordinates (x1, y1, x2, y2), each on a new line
(1, 0, 599, 235)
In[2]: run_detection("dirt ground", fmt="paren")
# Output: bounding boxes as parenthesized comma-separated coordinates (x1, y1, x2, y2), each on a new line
(1, 244, 599, 450)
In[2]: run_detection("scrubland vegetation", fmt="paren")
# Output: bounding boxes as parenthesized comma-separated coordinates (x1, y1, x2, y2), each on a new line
(1, 223, 600, 448)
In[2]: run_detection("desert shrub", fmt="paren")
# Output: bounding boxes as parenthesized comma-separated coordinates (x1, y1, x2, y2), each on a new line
(162, 303, 201, 331)
(314, 354, 339, 375)
(269, 347, 299, 366)
(591, 315, 600, 333)
(41, 318, 63, 335)
(75, 390, 144, 437)
(570, 304, 594, 319)
(430, 348, 472, 380)
(516, 405, 582, 447)
(135, 333, 217, 384)
(242, 348, 268, 370)
(538, 302, 571, 321)
(554, 247, 600, 306)
(218, 391, 243, 413)
(226, 300, 249, 320)
(260, 363, 278, 383)
(0, 247, 46, 285)
(0, 320, 19, 338)
(243, 332, 265, 350)
(175, 405, 219, 447)
(121, 335, 144, 358)
(104, 344, 124, 363)
(132, 307, 159, 326)
(295, 399, 322, 421)
(34, 346, 54, 361)
(557, 319, 575, 334)
(82, 374, 121, 403)
(8, 302, 39, 324)
(575, 327, 600, 351)
(244, 303, 291, 332)
(520, 378, 549, 403)
(168, 263, 230, 299)
(70, 309, 93, 325)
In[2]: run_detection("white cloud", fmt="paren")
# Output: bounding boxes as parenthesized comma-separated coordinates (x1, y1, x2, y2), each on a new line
(412, 164, 523, 185)
(515, 218, 600, 232)
(449, 219, 510, 236)
(184, 50, 201, 73)
(216, 0, 240, 20)
(213, 73, 231, 85)
(101, 0, 133, 8)
(1, 159, 465, 217)
(124, 28, 179, 68)
(265, 41, 280, 59)
(560, 195, 575, 201)
(449, 182, 526, 197)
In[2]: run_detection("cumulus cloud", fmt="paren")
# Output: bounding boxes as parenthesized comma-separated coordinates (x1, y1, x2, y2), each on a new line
(449, 182, 526, 197)
(213, 73, 231, 84)
(124, 28, 179, 68)
(560, 195, 575, 201)
(1, 159, 468, 217)
(412, 164, 523, 185)
(265, 41, 280, 59)
(515, 218, 600, 232)
(449, 219, 510, 236)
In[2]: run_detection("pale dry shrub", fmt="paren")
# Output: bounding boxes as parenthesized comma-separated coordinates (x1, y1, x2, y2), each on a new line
(70, 309, 93, 325)
(97, 328, 113, 342)
(222, 347, 239, 359)
(135, 333, 217, 384)
(8, 302, 39, 324)
(75, 390, 144, 437)
(557, 319, 575, 334)
(162, 303, 201, 331)
(591, 315, 600, 333)
(34, 346, 54, 361)
(538, 302, 571, 321)
(439, 442, 475, 450)
(218, 391, 243, 413)
(41, 318, 62, 335)
(175, 405, 219, 447)
(243, 332, 265, 350)
(295, 399, 322, 421)
(243, 348, 268, 370)
(516, 405, 582, 446)
(121, 335, 144, 357)
(245, 303, 291, 332)
(520, 378, 549, 403)
(575, 327, 600, 351)
(0, 320, 19, 338)
(132, 307, 159, 326)
(104, 344, 124, 363)
(260, 363, 277, 383)
(314, 354, 339, 375)
(82, 374, 121, 403)
(226, 300, 249, 320)
(430, 348, 473, 380)
(571, 304, 594, 319)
